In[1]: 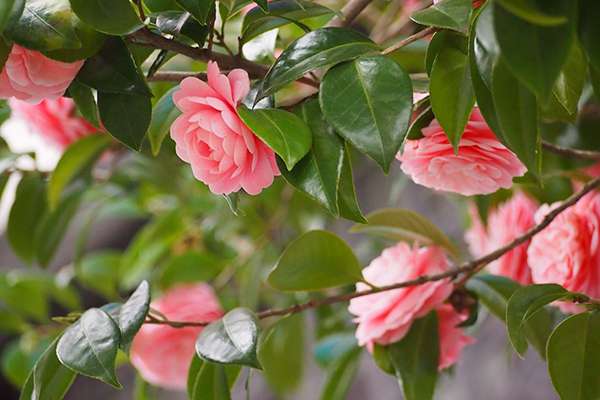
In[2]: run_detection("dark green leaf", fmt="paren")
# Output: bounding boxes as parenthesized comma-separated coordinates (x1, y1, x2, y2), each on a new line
(70, 0, 143, 35)
(259, 27, 378, 99)
(0, 38, 12, 71)
(68, 81, 101, 128)
(388, 312, 439, 400)
(411, 0, 472, 32)
(98, 92, 151, 150)
(496, 0, 568, 26)
(187, 357, 240, 400)
(319, 347, 361, 400)
(118, 280, 150, 351)
(506, 283, 568, 357)
(148, 87, 180, 156)
(268, 230, 362, 291)
(56, 308, 121, 387)
(425, 30, 467, 75)
(0, 0, 23, 32)
(547, 312, 600, 400)
(160, 251, 224, 289)
(579, 0, 600, 71)
(237, 105, 311, 170)
(320, 55, 412, 172)
(196, 308, 261, 369)
(407, 104, 433, 140)
(176, 0, 214, 24)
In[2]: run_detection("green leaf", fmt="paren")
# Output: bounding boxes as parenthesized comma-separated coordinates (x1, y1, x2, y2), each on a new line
(506, 283, 568, 357)
(237, 105, 311, 171)
(0, 274, 49, 321)
(0, 38, 12, 71)
(350, 208, 459, 259)
(320, 55, 412, 173)
(259, 27, 378, 99)
(0, 0, 23, 32)
(547, 311, 600, 400)
(8, 174, 48, 263)
(148, 87, 180, 156)
(118, 280, 150, 351)
(176, 0, 215, 24)
(68, 81, 101, 128)
(425, 30, 467, 76)
(430, 41, 474, 149)
(196, 308, 261, 369)
(56, 308, 121, 387)
(407, 105, 433, 140)
(280, 99, 364, 222)
(19, 339, 76, 400)
(493, 0, 575, 100)
(578, 0, 600, 71)
(319, 347, 361, 400)
(70, 0, 143, 35)
(268, 230, 362, 291)
(388, 312, 439, 400)
(98, 92, 151, 150)
(76, 251, 121, 299)
(241, 0, 333, 43)
(465, 274, 520, 321)
(48, 134, 112, 209)
(496, 0, 568, 26)
(160, 251, 224, 289)
(258, 314, 304, 394)
(411, 0, 472, 32)
(187, 357, 240, 400)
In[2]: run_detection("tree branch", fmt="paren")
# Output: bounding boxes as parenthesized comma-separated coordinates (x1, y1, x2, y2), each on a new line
(143, 176, 600, 328)
(328, 0, 374, 27)
(542, 140, 600, 161)
(382, 26, 437, 55)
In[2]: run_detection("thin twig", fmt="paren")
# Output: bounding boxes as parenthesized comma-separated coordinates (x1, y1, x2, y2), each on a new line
(382, 26, 437, 55)
(328, 0, 374, 27)
(542, 140, 600, 161)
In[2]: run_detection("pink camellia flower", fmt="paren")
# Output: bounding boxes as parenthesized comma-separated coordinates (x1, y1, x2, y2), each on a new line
(130, 283, 223, 390)
(437, 304, 475, 370)
(398, 108, 526, 196)
(0, 45, 83, 104)
(348, 243, 473, 369)
(465, 192, 538, 284)
(527, 192, 600, 313)
(170, 61, 279, 195)
(9, 97, 98, 150)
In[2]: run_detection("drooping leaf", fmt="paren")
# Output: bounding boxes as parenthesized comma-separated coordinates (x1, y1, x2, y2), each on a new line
(320, 55, 412, 173)
(350, 208, 459, 259)
(148, 87, 180, 156)
(195, 308, 261, 369)
(547, 311, 600, 400)
(118, 280, 150, 351)
(411, 0, 472, 33)
(259, 27, 379, 99)
(425, 30, 467, 76)
(70, 0, 143, 35)
(68, 81, 101, 128)
(176, 0, 215, 24)
(268, 230, 362, 291)
(98, 92, 152, 150)
(56, 308, 121, 387)
(496, 0, 568, 26)
(237, 105, 311, 171)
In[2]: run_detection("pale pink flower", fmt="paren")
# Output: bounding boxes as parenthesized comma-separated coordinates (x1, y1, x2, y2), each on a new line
(398, 108, 526, 196)
(437, 304, 475, 370)
(170, 61, 279, 195)
(465, 192, 538, 284)
(0, 45, 83, 104)
(9, 97, 98, 150)
(130, 283, 223, 390)
(527, 192, 600, 313)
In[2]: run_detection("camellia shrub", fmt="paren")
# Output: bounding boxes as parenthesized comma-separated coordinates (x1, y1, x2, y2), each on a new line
(1, 0, 600, 399)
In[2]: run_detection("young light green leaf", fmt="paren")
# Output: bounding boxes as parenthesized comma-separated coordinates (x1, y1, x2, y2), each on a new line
(98, 92, 152, 150)
(268, 230, 362, 291)
(411, 0, 472, 32)
(118, 280, 150, 351)
(56, 308, 121, 388)
(350, 208, 459, 259)
(547, 311, 600, 400)
(237, 105, 311, 170)
(320, 55, 412, 173)
(196, 308, 261, 369)
(148, 87, 180, 156)
(70, 0, 143, 35)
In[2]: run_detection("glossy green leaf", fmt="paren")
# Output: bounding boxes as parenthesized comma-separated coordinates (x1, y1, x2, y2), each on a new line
(68, 81, 101, 128)
(70, 0, 143, 35)
(268, 230, 362, 291)
(320, 55, 412, 173)
(48, 134, 111, 209)
(506, 284, 568, 357)
(0, 0, 23, 32)
(259, 27, 378, 99)
(176, 0, 214, 23)
(98, 92, 151, 150)
(241, 0, 333, 42)
(493, 0, 575, 100)
(425, 30, 467, 76)
(237, 105, 311, 170)
(19, 339, 76, 400)
(160, 251, 224, 289)
(118, 280, 150, 351)
(578, 0, 600, 71)
(319, 347, 361, 400)
(8, 174, 48, 263)
(407, 105, 433, 140)
(411, 0, 472, 32)
(148, 87, 180, 156)
(76, 251, 121, 299)
(388, 312, 439, 400)
(196, 308, 261, 369)
(0, 38, 12, 71)
(187, 357, 240, 400)
(547, 312, 600, 400)
(280, 99, 364, 222)
(57, 308, 121, 387)
(350, 208, 459, 259)
(337, 147, 365, 223)
(496, 0, 568, 26)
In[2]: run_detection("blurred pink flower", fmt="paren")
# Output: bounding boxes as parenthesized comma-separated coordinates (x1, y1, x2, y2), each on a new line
(398, 108, 526, 196)
(527, 192, 600, 313)
(9, 97, 98, 150)
(465, 192, 538, 284)
(437, 304, 475, 370)
(0, 45, 83, 104)
(170, 61, 279, 195)
(130, 283, 223, 390)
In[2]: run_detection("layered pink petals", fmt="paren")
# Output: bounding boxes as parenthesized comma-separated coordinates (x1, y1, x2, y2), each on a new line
(465, 192, 538, 284)
(398, 109, 526, 196)
(0, 45, 83, 104)
(527, 192, 600, 313)
(437, 304, 475, 370)
(130, 283, 223, 390)
(170, 61, 279, 195)
(9, 97, 98, 149)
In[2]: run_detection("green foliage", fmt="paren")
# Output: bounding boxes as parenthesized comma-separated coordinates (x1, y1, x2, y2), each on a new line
(411, 0, 472, 33)
(70, 0, 143, 35)
(147, 87, 180, 155)
(176, 0, 215, 24)
(187, 356, 240, 400)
